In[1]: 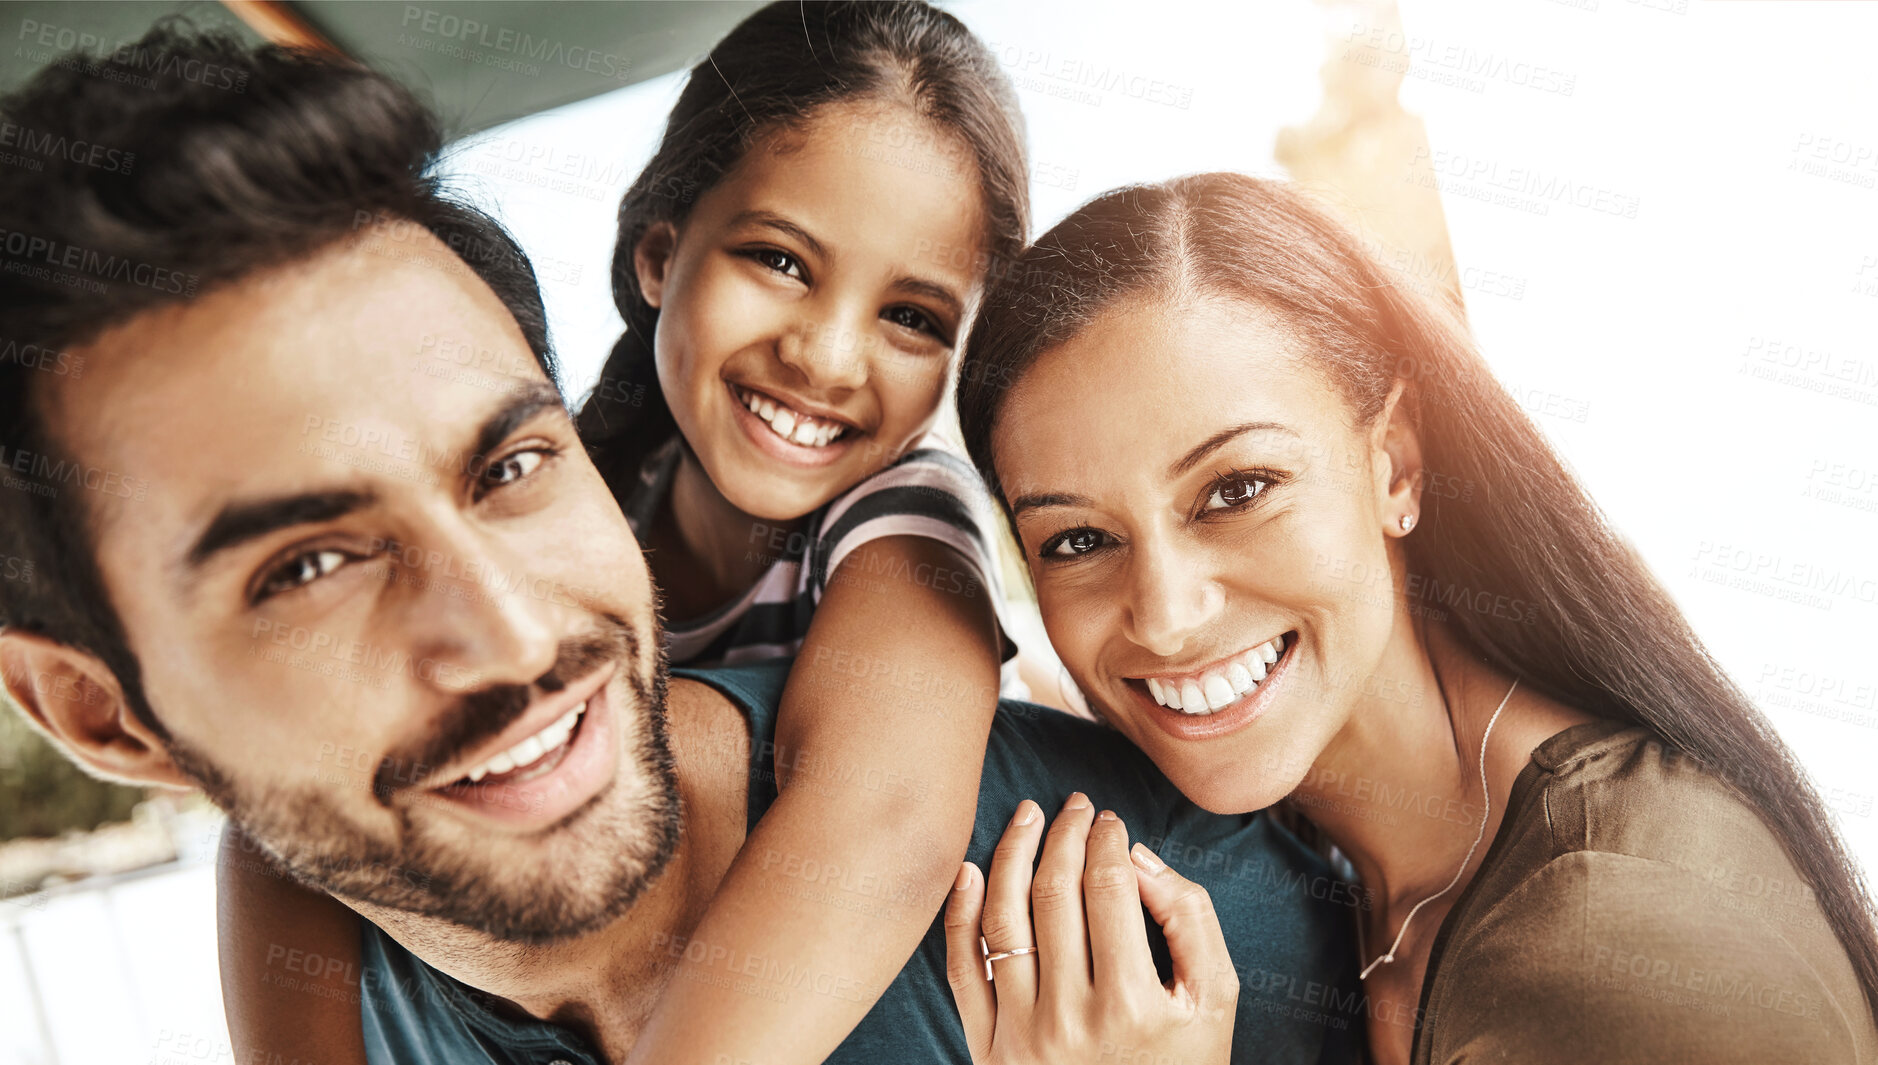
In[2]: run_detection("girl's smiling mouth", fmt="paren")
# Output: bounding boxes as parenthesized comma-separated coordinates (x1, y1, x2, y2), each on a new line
(729, 382, 862, 467)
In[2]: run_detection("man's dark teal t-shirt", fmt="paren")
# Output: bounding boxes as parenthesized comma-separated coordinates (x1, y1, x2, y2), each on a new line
(359, 660, 1364, 1063)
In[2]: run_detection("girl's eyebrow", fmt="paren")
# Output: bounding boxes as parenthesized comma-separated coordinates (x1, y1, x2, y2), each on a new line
(890, 275, 963, 318)
(726, 209, 826, 260)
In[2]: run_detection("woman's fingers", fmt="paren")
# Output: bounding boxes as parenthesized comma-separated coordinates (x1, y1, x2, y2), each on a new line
(1132, 843, 1240, 1015)
(1031, 793, 1096, 1008)
(944, 861, 996, 1061)
(1082, 810, 1158, 996)
(980, 799, 1045, 1011)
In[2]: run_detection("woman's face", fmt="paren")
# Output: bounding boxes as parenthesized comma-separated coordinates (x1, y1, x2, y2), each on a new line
(635, 100, 987, 522)
(992, 295, 1412, 814)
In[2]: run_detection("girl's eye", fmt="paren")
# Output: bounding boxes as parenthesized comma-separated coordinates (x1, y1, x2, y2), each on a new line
(882, 304, 941, 338)
(1039, 527, 1109, 559)
(1204, 476, 1268, 512)
(749, 248, 805, 280)
(257, 548, 352, 600)
(478, 448, 549, 495)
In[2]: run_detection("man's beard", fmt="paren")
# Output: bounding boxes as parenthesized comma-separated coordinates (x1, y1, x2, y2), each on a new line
(179, 611, 683, 945)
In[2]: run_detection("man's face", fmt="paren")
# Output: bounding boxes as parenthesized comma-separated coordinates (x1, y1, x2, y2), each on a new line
(43, 228, 676, 942)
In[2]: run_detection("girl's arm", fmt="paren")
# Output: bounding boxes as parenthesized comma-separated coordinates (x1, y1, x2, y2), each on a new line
(627, 534, 1002, 1065)
(217, 822, 370, 1065)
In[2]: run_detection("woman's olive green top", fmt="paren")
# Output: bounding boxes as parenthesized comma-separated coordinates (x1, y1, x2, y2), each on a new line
(1411, 719, 1877, 1064)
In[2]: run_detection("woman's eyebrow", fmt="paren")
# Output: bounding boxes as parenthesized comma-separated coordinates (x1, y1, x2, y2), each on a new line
(726, 209, 826, 260)
(1169, 421, 1299, 477)
(1010, 491, 1094, 516)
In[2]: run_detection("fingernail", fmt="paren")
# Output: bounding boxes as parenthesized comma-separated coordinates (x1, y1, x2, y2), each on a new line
(1012, 800, 1039, 826)
(955, 862, 973, 890)
(1130, 843, 1165, 874)
(1063, 792, 1090, 811)
(1095, 809, 1118, 823)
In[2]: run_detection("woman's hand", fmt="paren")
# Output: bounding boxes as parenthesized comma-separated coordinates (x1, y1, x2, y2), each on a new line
(944, 794, 1240, 1065)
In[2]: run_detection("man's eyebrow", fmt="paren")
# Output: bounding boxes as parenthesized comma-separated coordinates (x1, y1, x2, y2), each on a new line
(181, 382, 562, 573)
(468, 380, 565, 467)
(1010, 492, 1096, 517)
(890, 275, 964, 321)
(726, 209, 827, 261)
(1169, 421, 1300, 478)
(186, 489, 376, 570)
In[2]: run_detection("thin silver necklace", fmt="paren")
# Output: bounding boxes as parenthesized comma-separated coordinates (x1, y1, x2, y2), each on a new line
(1358, 677, 1519, 981)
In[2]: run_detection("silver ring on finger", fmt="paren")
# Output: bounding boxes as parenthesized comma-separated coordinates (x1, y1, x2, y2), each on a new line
(980, 937, 1038, 980)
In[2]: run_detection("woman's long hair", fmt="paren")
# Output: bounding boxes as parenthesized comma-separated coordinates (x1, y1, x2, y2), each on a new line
(955, 172, 1878, 1021)
(575, 0, 1029, 497)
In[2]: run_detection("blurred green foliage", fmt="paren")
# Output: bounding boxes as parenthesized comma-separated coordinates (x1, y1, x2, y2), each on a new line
(0, 693, 145, 840)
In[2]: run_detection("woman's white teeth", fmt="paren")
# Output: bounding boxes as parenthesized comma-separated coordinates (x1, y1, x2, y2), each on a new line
(1145, 633, 1288, 716)
(739, 387, 845, 447)
(1201, 674, 1235, 711)
(462, 704, 583, 784)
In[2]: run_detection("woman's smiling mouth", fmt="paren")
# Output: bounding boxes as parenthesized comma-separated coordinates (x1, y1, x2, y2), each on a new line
(1141, 632, 1290, 714)
(1124, 631, 1298, 741)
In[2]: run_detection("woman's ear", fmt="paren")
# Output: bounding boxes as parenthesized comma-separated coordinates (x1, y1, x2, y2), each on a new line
(1370, 380, 1424, 536)
(633, 221, 679, 310)
(0, 629, 193, 790)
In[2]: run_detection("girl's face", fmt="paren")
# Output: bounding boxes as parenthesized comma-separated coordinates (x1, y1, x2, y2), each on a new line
(636, 100, 987, 522)
(992, 296, 1416, 814)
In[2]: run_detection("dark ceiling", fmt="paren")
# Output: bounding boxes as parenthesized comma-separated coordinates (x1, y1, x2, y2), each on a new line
(2, 1, 765, 138)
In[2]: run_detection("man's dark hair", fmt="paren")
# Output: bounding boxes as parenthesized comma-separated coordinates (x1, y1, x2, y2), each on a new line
(0, 24, 556, 740)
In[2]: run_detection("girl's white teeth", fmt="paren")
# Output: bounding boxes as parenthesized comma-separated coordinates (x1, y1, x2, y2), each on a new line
(1145, 634, 1288, 716)
(462, 704, 583, 784)
(738, 387, 845, 448)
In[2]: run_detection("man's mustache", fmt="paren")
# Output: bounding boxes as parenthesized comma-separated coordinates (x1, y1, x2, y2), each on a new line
(374, 615, 637, 799)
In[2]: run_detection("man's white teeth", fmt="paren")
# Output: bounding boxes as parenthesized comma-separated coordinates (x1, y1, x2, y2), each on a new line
(1145, 633, 1288, 716)
(738, 387, 846, 447)
(463, 704, 583, 783)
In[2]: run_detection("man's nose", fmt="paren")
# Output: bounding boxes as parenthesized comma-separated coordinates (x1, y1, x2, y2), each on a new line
(395, 526, 562, 693)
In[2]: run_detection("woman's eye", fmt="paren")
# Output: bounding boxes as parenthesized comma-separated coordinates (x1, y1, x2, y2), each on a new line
(883, 304, 941, 338)
(1041, 528, 1107, 559)
(750, 248, 804, 279)
(1204, 477, 1268, 512)
(258, 548, 350, 600)
(479, 449, 547, 494)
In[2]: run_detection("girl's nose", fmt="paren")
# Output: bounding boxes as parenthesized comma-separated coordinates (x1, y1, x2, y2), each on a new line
(776, 308, 869, 391)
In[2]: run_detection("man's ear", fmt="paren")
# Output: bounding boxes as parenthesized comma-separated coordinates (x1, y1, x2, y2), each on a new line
(1370, 380, 1424, 534)
(633, 221, 679, 310)
(0, 629, 192, 790)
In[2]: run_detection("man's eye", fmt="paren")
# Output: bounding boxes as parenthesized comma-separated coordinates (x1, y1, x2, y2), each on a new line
(1204, 477, 1268, 512)
(479, 449, 547, 493)
(1040, 528, 1107, 559)
(749, 248, 804, 279)
(258, 549, 350, 600)
(883, 304, 941, 338)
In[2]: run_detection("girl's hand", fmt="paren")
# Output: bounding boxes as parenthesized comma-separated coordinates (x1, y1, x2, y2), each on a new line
(944, 795, 1240, 1065)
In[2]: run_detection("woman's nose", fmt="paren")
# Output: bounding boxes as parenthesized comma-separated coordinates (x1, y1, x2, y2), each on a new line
(1124, 551, 1226, 659)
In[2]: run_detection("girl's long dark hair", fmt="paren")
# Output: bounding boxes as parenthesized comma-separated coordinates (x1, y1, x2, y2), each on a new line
(956, 172, 1878, 1021)
(576, 0, 1028, 496)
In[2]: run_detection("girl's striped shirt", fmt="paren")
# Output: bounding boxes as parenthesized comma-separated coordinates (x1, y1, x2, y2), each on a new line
(622, 433, 1024, 695)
